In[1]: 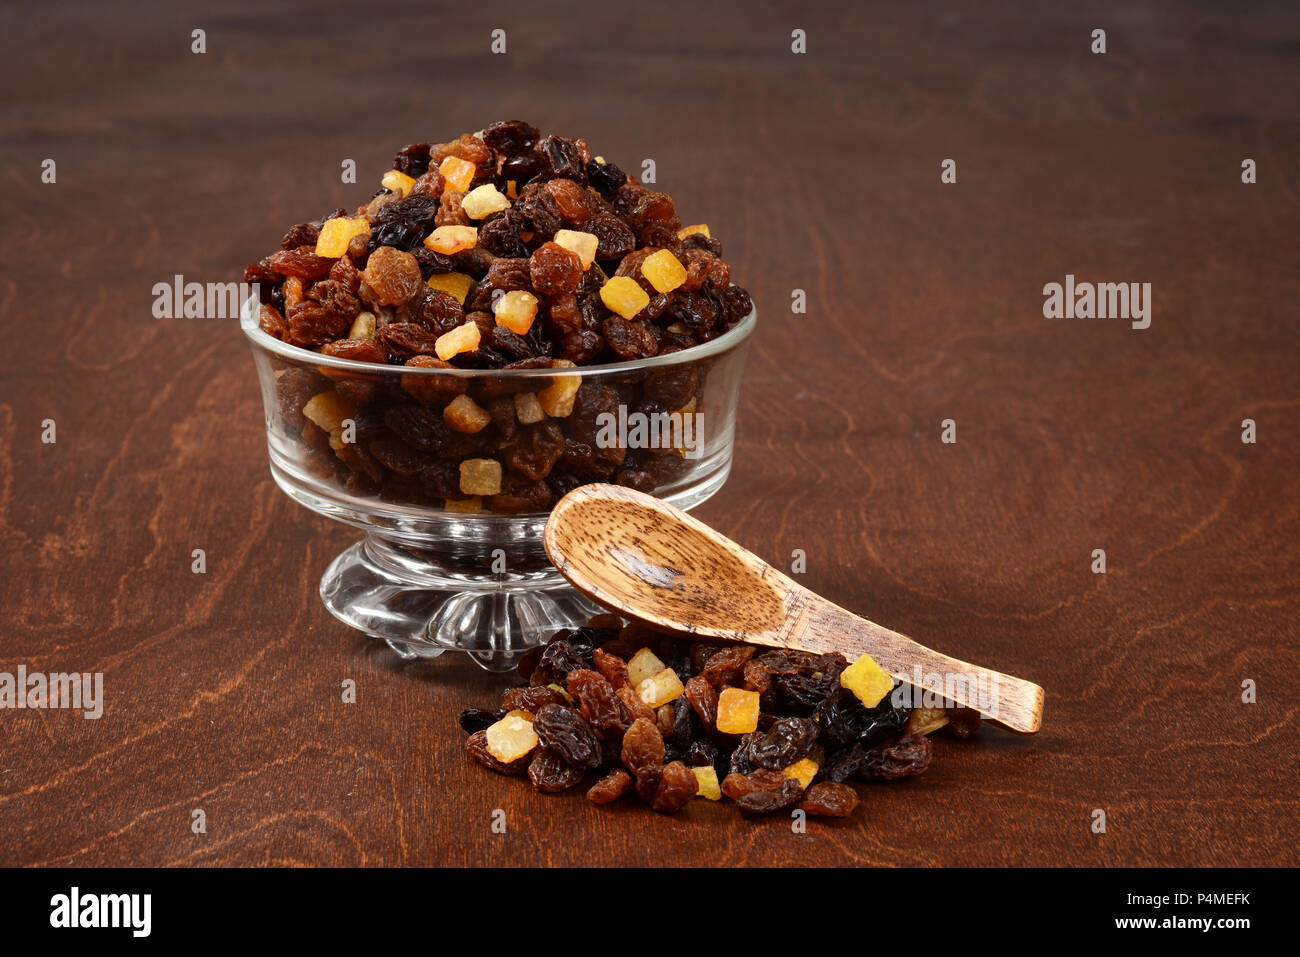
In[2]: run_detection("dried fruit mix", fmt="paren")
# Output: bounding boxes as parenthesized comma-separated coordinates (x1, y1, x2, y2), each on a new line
(247, 122, 753, 514)
(461, 616, 981, 819)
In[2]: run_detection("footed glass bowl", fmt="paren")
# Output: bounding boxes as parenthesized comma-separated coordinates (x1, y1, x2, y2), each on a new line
(240, 296, 755, 670)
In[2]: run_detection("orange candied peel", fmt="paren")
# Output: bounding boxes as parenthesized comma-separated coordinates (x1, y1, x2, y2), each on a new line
(677, 223, 710, 239)
(426, 272, 473, 305)
(443, 394, 492, 434)
(459, 458, 502, 496)
(599, 275, 650, 319)
(438, 155, 476, 192)
(537, 359, 580, 417)
(716, 687, 761, 734)
(381, 169, 417, 197)
(424, 225, 478, 255)
(640, 249, 687, 293)
(493, 290, 539, 335)
(315, 216, 369, 258)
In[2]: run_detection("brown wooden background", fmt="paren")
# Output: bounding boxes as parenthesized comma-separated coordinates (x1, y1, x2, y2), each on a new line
(1, 0, 1296, 867)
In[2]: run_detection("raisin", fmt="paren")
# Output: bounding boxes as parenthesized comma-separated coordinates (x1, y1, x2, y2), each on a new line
(858, 733, 933, 781)
(529, 242, 583, 296)
(566, 669, 623, 734)
(586, 768, 634, 805)
(586, 159, 628, 197)
(501, 150, 548, 185)
(813, 689, 910, 750)
(478, 210, 530, 258)
(746, 716, 819, 770)
(527, 746, 586, 793)
(601, 316, 658, 358)
(328, 254, 361, 293)
(544, 178, 595, 225)
(557, 328, 606, 364)
(392, 142, 432, 177)
(532, 703, 601, 769)
(799, 781, 860, 817)
(321, 337, 385, 364)
(501, 685, 565, 714)
(367, 192, 439, 252)
(459, 708, 505, 734)
(466, 730, 529, 776)
(586, 214, 636, 260)
(720, 768, 786, 800)
(503, 420, 564, 480)
(536, 135, 587, 183)
(683, 675, 718, 729)
(362, 246, 423, 306)
(701, 645, 755, 687)
(592, 647, 630, 690)
(516, 185, 564, 239)
(743, 659, 773, 693)
(308, 279, 362, 322)
(484, 257, 533, 292)
(650, 760, 698, 813)
(412, 288, 465, 334)
(258, 303, 287, 340)
(287, 301, 351, 346)
(620, 716, 665, 778)
(529, 638, 585, 687)
(281, 222, 320, 250)
(683, 738, 719, 768)
(943, 707, 982, 739)
(378, 321, 441, 357)
(736, 779, 804, 814)
(275, 367, 323, 429)
(413, 246, 456, 278)
(435, 190, 470, 227)
(483, 120, 540, 155)
(267, 246, 334, 281)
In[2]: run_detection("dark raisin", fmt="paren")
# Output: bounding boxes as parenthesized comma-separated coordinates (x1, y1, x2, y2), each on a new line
(527, 747, 586, 793)
(736, 778, 805, 814)
(746, 716, 819, 770)
(586, 214, 636, 260)
(466, 730, 528, 776)
(536, 135, 587, 183)
(483, 120, 540, 155)
(586, 159, 628, 197)
(532, 703, 601, 769)
(459, 708, 505, 734)
(813, 688, 909, 750)
(529, 638, 585, 687)
(392, 143, 432, 177)
(858, 733, 933, 780)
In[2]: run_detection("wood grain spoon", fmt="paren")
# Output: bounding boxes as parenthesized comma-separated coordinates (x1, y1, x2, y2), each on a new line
(544, 484, 1044, 734)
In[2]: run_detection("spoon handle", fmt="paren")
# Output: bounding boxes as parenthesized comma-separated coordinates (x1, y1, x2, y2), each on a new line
(783, 595, 1044, 734)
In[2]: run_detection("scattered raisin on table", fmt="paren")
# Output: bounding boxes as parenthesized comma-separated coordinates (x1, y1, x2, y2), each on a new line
(457, 617, 982, 820)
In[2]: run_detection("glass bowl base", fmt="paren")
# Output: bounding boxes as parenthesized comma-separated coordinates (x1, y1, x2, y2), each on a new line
(319, 533, 606, 672)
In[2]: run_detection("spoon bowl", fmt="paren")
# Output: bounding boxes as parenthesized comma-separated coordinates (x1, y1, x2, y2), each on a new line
(545, 484, 1044, 734)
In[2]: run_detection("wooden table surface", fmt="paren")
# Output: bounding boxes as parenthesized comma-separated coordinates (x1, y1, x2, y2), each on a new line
(2, 0, 1296, 867)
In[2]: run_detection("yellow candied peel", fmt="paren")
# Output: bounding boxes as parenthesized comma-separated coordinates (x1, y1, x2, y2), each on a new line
(782, 758, 819, 790)
(641, 249, 687, 293)
(637, 668, 685, 708)
(485, 713, 538, 763)
(381, 169, 416, 197)
(426, 272, 473, 305)
(692, 766, 722, 800)
(462, 183, 512, 219)
(537, 359, 580, 417)
(315, 216, 369, 258)
(599, 275, 650, 319)
(459, 458, 502, 496)
(626, 647, 665, 688)
(553, 229, 599, 270)
(677, 223, 710, 239)
(434, 320, 481, 361)
(444, 496, 482, 513)
(513, 392, 545, 424)
(302, 391, 355, 432)
(840, 652, 895, 708)
(424, 225, 478, 254)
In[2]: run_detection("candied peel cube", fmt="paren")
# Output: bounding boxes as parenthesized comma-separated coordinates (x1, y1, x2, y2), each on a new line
(677, 224, 710, 239)
(444, 394, 492, 434)
(506, 180, 518, 200)
(302, 391, 355, 433)
(906, 706, 950, 736)
(348, 311, 376, 339)
(537, 359, 580, 417)
(626, 647, 666, 688)
(840, 653, 895, 708)
(426, 272, 473, 305)
(485, 713, 538, 763)
(381, 168, 416, 197)
(599, 275, 650, 319)
(782, 758, 819, 790)
(434, 320, 481, 361)
(504, 709, 535, 723)
(637, 668, 685, 708)
(716, 687, 760, 734)
(553, 229, 599, 270)
(315, 216, 369, 258)
(462, 183, 511, 219)
(425, 225, 478, 254)
(444, 496, 482, 513)
(640, 249, 687, 293)
(692, 766, 721, 801)
(493, 289, 539, 335)
(438, 155, 476, 192)
(513, 392, 545, 424)
(459, 458, 502, 496)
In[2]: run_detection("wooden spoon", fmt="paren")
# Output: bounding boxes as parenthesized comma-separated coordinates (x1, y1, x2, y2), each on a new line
(544, 484, 1044, 734)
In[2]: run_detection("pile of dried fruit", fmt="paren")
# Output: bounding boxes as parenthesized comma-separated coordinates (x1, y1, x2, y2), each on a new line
(460, 616, 981, 817)
(247, 120, 752, 365)
(246, 122, 753, 513)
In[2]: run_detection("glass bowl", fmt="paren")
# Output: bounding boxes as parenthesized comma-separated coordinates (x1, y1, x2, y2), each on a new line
(240, 295, 756, 670)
